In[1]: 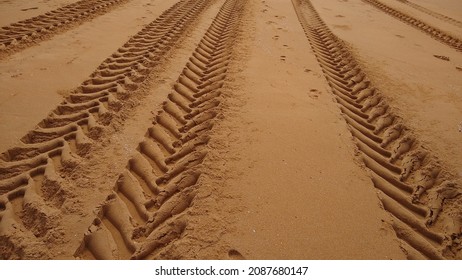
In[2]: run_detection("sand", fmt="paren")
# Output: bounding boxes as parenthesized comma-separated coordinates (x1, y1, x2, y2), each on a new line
(0, 0, 461, 260)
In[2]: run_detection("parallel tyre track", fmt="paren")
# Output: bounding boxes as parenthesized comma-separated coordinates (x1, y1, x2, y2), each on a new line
(361, 0, 462, 52)
(293, 0, 461, 259)
(396, 0, 462, 28)
(0, 0, 216, 259)
(0, 0, 131, 56)
(74, 0, 245, 260)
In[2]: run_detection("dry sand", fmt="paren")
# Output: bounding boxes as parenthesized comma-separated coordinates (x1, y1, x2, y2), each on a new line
(0, 0, 461, 260)
(0, 0, 78, 27)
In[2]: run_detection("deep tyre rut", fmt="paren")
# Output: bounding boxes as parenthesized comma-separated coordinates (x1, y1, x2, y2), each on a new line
(395, 0, 462, 28)
(72, 0, 246, 260)
(0, 0, 216, 259)
(362, 0, 462, 52)
(293, 0, 462, 259)
(0, 0, 132, 57)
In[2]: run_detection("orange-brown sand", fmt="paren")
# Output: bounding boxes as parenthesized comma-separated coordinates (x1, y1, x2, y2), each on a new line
(0, 0, 461, 260)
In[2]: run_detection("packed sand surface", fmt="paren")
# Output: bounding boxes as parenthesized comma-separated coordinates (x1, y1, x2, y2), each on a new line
(0, 0, 461, 260)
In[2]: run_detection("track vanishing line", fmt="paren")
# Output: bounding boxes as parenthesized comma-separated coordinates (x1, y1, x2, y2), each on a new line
(0, 0, 217, 259)
(293, 0, 462, 259)
(361, 0, 462, 52)
(0, 0, 132, 58)
(73, 0, 245, 260)
(395, 0, 462, 28)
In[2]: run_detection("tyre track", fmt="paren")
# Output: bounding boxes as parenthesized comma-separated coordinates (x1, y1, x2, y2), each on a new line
(293, 0, 461, 259)
(361, 0, 462, 52)
(0, 0, 216, 259)
(395, 0, 462, 28)
(73, 0, 245, 260)
(0, 0, 132, 57)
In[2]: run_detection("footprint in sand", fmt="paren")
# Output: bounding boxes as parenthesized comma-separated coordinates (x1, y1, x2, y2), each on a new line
(308, 89, 320, 99)
(433, 55, 450, 61)
(228, 249, 246, 260)
(280, 55, 286, 61)
(10, 73, 22, 78)
(333, 24, 351, 30)
(21, 7, 38, 11)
